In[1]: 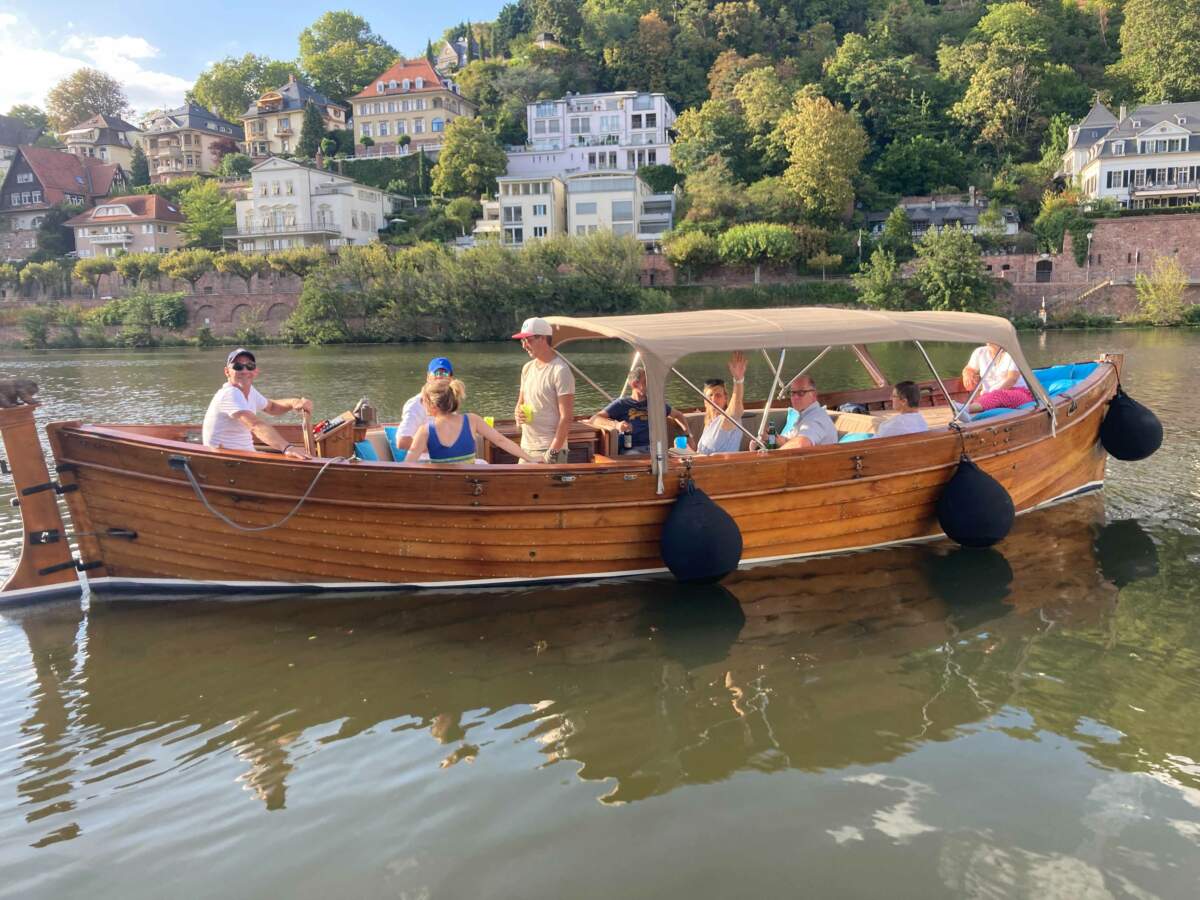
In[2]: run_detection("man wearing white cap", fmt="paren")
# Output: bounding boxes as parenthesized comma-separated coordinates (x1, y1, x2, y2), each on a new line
(201, 348, 313, 458)
(512, 317, 575, 463)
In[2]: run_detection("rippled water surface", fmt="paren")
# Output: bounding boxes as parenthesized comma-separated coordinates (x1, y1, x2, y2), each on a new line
(1, 331, 1198, 898)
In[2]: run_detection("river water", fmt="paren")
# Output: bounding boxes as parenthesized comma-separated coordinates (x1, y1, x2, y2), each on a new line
(1, 331, 1198, 898)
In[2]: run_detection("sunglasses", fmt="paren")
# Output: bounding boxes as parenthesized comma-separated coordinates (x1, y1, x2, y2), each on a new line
(790, 388, 815, 396)
(431, 368, 452, 377)
(230, 362, 257, 372)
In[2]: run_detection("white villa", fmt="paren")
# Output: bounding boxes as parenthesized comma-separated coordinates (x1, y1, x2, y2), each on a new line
(504, 91, 676, 179)
(1061, 101, 1200, 209)
(228, 157, 392, 253)
(475, 171, 674, 248)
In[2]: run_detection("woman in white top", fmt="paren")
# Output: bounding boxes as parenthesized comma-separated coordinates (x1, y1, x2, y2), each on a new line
(697, 352, 748, 455)
(961, 342, 1033, 412)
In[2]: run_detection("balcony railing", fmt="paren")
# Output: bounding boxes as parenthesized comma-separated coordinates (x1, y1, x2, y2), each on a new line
(88, 231, 134, 244)
(1130, 180, 1200, 195)
(275, 125, 293, 135)
(224, 223, 342, 237)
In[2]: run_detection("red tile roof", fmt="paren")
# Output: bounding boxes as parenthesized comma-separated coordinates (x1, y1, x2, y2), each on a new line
(65, 194, 185, 226)
(16, 145, 122, 204)
(351, 58, 447, 100)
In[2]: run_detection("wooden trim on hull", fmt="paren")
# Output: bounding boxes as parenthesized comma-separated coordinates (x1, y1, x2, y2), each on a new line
(0, 478, 1104, 607)
(32, 364, 1117, 590)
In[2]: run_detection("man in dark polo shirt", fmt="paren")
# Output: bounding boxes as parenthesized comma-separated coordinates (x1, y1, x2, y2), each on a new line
(589, 367, 692, 454)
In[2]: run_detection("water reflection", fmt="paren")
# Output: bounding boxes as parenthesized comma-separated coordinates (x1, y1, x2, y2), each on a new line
(7, 493, 1159, 838)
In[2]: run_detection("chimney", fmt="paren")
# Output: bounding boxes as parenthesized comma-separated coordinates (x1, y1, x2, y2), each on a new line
(1119, 104, 1127, 122)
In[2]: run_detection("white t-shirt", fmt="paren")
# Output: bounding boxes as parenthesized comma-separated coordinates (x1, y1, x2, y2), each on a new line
(396, 392, 431, 461)
(519, 356, 576, 452)
(968, 345, 1026, 393)
(202, 383, 268, 452)
(876, 412, 929, 439)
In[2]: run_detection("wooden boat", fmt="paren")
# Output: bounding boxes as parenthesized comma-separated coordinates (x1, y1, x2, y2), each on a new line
(0, 308, 1135, 602)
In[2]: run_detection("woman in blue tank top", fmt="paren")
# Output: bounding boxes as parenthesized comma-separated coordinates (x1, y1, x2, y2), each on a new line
(405, 380, 537, 465)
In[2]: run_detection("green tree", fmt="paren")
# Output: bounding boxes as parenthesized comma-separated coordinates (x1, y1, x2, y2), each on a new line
(45, 68, 129, 132)
(444, 197, 482, 236)
(879, 207, 915, 260)
(267, 246, 327, 279)
(189, 54, 297, 122)
(604, 11, 673, 94)
(663, 230, 720, 281)
(731, 67, 792, 171)
(20, 261, 70, 299)
(74, 256, 116, 298)
(873, 136, 969, 196)
(636, 164, 681, 194)
(129, 144, 150, 187)
(531, 0, 583, 45)
(20, 306, 56, 348)
(807, 251, 842, 280)
(214, 252, 270, 291)
(913, 225, 994, 313)
(717, 222, 799, 283)
(976, 199, 1008, 252)
(114, 252, 161, 287)
(0, 263, 18, 295)
(823, 32, 936, 149)
(431, 118, 507, 197)
(672, 98, 755, 181)
(1112, 0, 1200, 102)
(852, 249, 907, 309)
(744, 176, 807, 224)
(178, 181, 235, 249)
(1135, 256, 1187, 325)
(297, 102, 326, 159)
(679, 157, 750, 230)
(216, 152, 253, 178)
(298, 11, 398, 103)
(160, 248, 216, 292)
(32, 204, 81, 259)
(6, 104, 47, 132)
(778, 95, 868, 223)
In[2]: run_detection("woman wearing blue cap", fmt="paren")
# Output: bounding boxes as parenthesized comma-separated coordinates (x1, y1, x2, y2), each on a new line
(394, 357, 455, 461)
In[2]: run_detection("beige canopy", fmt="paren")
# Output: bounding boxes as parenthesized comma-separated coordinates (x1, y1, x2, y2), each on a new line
(545, 307, 1050, 485)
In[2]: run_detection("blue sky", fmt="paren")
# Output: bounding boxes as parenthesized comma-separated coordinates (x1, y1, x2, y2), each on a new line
(0, 1, 506, 115)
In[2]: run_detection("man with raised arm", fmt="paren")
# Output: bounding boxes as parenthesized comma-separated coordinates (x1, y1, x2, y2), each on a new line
(201, 348, 313, 458)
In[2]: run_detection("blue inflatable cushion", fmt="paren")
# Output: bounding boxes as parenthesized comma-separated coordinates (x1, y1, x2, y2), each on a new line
(354, 440, 379, 461)
(1071, 362, 1098, 381)
(1046, 379, 1076, 395)
(971, 407, 1019, 421)
(1033, 364, 1074, 384)
(384, 425, 400, 461)
(839, 432, 873, 443)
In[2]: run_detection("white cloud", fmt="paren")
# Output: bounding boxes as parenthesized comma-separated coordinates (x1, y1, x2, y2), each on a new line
(0, 14, 194, 121)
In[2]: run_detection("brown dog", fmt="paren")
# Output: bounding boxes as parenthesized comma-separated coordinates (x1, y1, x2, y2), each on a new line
(0, 378, 38, 408)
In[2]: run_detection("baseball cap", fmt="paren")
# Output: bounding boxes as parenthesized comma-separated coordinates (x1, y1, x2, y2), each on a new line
(226, 348, 256, 366)
(427, 356, 454, 375)
(512, 317, 553, 339)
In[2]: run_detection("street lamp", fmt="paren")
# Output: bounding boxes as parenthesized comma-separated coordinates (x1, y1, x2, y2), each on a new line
(1086, 231, 1094, 282)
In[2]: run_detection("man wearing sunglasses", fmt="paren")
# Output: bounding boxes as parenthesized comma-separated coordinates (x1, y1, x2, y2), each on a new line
(779, 375, 836, 449)
(394, 356, 455, 461)
(201, 348, 313, 458)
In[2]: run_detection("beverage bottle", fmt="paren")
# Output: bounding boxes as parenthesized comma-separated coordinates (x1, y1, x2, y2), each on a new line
(767, 421, 777, 450)
(623, 428, 632, 450)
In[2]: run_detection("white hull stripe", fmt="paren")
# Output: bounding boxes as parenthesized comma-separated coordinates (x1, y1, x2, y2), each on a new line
(0, 481, 1105, 607)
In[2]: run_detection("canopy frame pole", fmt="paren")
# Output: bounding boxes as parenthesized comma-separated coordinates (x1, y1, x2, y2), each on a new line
(913, 340, 958, 412)
(758, 349, 787, 442)
(670, 366, 764, 451)
(777, 346, 833, 399)
(618, 351, 642, 399)
(554, 350, 613, 404)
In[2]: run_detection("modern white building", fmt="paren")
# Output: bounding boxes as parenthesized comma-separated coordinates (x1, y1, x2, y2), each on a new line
(504, 91, 676, 179)
(1061, 101, 1200, 209)
(475, 171, 674, 248)
(228, 157, 392, 253)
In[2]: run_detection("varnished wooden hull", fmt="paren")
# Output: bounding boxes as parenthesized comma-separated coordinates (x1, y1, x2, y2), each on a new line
(36, 364, 1115, 595)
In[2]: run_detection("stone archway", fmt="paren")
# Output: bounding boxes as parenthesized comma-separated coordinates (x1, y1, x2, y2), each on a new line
(1035, 259, 1053, 283)
(266, 302, 291, 323)
(230, 303, 252, 323)
(194, 305, 216, 326)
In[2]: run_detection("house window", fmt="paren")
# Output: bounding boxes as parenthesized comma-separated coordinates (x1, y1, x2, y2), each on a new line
(396, 120, 406, 134)
(503, 227, 523, 245)
(432, 118, 444, 132)
(389, 80, 397, 89)
(377, 82, 385, 93)
(631, 114, 642, 129)
(16, 173, 32, 183)
(413, 118, 425, 133)
(533, 226, 548, 238)
(644, 113, 657, 128)
(378, 121, 389, 136)
(570, 117, 590, 134)
(533, 204, 547, 216)
(260, 183, 269, 197)
(286, 181, 294, 195)
(1112, 142, 1125, 156)
(502, 206, 522, 223)
(402, 79, 410, 90)
(387, 101, 396, 113)
(575, 202, 597, 215)
(536, 102, 556, 117)
(612, 200, 633, 222)
(272, 181, 280, 195)
(415, 78, 424, 89)
(361, 123, 372, 137)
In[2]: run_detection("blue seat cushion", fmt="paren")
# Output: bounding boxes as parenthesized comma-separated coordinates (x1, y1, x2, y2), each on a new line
(971, 407, 1018, 421)
(354, 440, 379, 461)
(1046, 379, 1076, 395)
(1033, 364, 1074, 384)
(839, 432, 873, 443)
(1017, 401, 1037, 409)
(782, 408, 799, 436)
(384, 425, 400, 461)
(1070, 362, 1098, 381)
